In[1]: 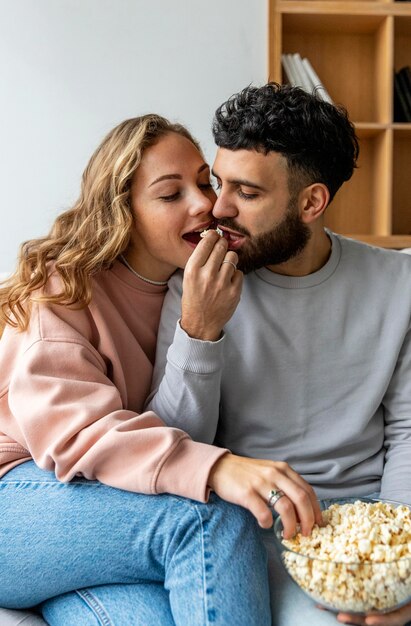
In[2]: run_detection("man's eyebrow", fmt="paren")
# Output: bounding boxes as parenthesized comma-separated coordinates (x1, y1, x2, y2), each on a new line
(211, 170, 266, 191)
(149, 163, 209, 188)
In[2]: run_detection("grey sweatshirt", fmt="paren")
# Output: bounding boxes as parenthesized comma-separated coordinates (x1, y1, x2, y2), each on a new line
(147, 232, 411, 503)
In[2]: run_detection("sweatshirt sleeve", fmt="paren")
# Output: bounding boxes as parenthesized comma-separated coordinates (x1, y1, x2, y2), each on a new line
(380, 321, 411, 505)
(7, 314, 227, 502)
(146, 272, 224, 444)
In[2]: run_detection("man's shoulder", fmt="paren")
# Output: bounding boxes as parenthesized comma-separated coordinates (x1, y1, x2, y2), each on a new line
(166, 270, 184, 296)
(337, 233, 411, 272)
(168, 269, 184, 286)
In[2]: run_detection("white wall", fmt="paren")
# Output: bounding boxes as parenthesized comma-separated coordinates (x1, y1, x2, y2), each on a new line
(0, 0, 267, 272)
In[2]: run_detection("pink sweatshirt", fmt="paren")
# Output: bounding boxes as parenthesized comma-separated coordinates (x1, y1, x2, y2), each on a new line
(0, 261, 226, 501)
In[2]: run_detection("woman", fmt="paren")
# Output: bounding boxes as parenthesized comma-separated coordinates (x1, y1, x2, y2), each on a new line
(0, 114, 272, 626)
(0, 114, 318, 625)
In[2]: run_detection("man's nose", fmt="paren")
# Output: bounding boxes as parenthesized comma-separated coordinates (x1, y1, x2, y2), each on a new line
(212, 193, 238, 219)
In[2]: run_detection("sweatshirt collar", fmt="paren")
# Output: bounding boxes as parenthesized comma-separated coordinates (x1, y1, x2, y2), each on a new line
(254, 231, 341, 289)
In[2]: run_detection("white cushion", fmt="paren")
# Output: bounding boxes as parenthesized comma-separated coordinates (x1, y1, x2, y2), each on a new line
(0, 608, 47, 625)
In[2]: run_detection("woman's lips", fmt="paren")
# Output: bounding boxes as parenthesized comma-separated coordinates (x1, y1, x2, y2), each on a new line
(182, 226, 247, 250)
(182, 231, 203, 246)
(182, 223, 215, 247)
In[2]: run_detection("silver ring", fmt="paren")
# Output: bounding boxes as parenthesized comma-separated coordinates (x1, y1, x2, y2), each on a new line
(268, 488, 285, 508)
(221, 260, 237, 271)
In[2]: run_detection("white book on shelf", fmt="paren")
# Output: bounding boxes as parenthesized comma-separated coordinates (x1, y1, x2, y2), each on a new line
(281, 54, 298, 86)
(292, 53, 313, 93)
(301, 57, 333, 104)
(286, 54, 305, 89)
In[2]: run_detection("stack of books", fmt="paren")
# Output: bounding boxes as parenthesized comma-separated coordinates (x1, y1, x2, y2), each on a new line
(281, 53, 333, 104)
(394, 66, 411, 122)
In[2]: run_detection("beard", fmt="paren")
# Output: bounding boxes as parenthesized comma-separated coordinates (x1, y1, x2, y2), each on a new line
(219, 197, 311, 274)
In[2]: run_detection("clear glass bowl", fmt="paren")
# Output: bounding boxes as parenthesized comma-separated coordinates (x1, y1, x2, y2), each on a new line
(273, 497, 411, 615)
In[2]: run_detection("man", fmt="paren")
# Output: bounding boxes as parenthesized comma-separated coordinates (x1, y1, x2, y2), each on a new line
(147, 83, 411, 626)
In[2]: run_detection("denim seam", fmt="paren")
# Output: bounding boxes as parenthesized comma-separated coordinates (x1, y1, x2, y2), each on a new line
(193, 503, 215, 626)
(75, 589, 114, 626)
(198, 506, 209, 626)
(164, 500, 213, 625)
(0, 479, 100, 485)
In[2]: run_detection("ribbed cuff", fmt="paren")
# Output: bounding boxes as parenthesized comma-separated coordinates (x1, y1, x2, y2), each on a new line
(166, 321, 225, 374)
(154, 436, 228, 502)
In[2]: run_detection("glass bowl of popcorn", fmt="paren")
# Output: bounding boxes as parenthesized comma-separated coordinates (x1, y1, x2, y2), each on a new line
(273, 497, 411, 615)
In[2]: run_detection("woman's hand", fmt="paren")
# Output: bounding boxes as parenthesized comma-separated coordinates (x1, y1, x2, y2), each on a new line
(334, 603, 411, 626)
(208, 452, 323, 538)
(181, 230, 243, 341)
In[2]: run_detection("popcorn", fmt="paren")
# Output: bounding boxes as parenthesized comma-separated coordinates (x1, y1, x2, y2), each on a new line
(280, 500, 411, 613)
(200, 226, 224, 238)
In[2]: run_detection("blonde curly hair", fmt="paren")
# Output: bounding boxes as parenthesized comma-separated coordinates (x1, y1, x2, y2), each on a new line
(0, 114, 200, 332)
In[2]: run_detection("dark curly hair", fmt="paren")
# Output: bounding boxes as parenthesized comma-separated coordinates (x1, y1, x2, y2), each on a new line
(212, 82, 359, 203)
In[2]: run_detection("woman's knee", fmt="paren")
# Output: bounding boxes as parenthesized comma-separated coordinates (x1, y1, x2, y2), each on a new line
(41, 584, 174, 626)
(41, 591, 102, 626)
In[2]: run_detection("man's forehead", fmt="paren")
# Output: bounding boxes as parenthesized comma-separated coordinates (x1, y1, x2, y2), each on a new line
(212, 147, 287, 181)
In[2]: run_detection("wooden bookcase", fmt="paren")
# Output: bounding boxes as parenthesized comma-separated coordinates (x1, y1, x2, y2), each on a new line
(269, 0, 411, 248)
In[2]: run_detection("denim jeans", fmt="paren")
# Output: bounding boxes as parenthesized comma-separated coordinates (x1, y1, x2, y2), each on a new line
(0, 461, 271, 626)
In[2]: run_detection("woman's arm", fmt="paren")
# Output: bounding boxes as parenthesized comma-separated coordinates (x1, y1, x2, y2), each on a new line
(4, 303, 226, 503)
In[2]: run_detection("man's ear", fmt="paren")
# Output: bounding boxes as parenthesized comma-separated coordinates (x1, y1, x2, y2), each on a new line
(299, 183, 330, 224)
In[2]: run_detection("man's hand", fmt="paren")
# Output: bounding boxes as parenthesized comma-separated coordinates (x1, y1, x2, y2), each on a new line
(181, 230, 243, 341)
(208, 452, 323, 537)
(333, 602, 411, 626)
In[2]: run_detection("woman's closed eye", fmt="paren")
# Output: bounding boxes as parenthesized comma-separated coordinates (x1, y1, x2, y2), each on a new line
(158, 191, 181, 202)
(198, 181, 214, 191)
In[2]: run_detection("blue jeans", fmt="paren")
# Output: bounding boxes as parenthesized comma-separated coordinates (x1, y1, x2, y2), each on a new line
(0, 461, 271, 626)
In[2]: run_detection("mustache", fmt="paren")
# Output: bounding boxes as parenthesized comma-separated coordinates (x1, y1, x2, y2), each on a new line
(216, 218, 251, 238)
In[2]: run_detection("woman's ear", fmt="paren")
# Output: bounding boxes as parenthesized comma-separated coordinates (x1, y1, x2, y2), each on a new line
(299, 183, 330, 224)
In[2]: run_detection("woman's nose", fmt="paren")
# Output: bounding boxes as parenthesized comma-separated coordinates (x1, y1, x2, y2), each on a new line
(189, 189, 216, 216)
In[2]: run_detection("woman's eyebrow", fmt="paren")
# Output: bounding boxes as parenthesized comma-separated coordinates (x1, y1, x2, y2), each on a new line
(149, 163, 209, 187)
(149, 174, 182, 187)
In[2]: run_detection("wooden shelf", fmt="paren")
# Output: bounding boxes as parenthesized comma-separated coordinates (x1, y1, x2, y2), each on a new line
(269, 0, 411, 248)
(345, 235, 411, 248)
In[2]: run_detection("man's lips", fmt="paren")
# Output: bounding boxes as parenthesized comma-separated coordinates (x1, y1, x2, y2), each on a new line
(217, 227, 247, 250)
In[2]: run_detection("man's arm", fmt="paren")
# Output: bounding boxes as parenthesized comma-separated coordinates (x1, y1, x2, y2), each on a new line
(380, 322, 411, 505)
(146, 271, 224, 443)
(146, 231, 241, 443)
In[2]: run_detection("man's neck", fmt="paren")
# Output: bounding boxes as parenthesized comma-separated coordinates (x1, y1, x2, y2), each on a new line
(266, 228, 332, 277)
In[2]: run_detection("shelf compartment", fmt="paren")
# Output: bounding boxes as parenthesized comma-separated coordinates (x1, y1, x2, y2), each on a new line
(394, 16, 411, 70)
(324, 128, 392, 235)
(392, 128, 411, 235)
(281, 13, 391, 122)
(276, 1, 411, 12)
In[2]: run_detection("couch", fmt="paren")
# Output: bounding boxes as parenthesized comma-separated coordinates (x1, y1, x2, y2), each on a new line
(2, 248, 411, 625)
